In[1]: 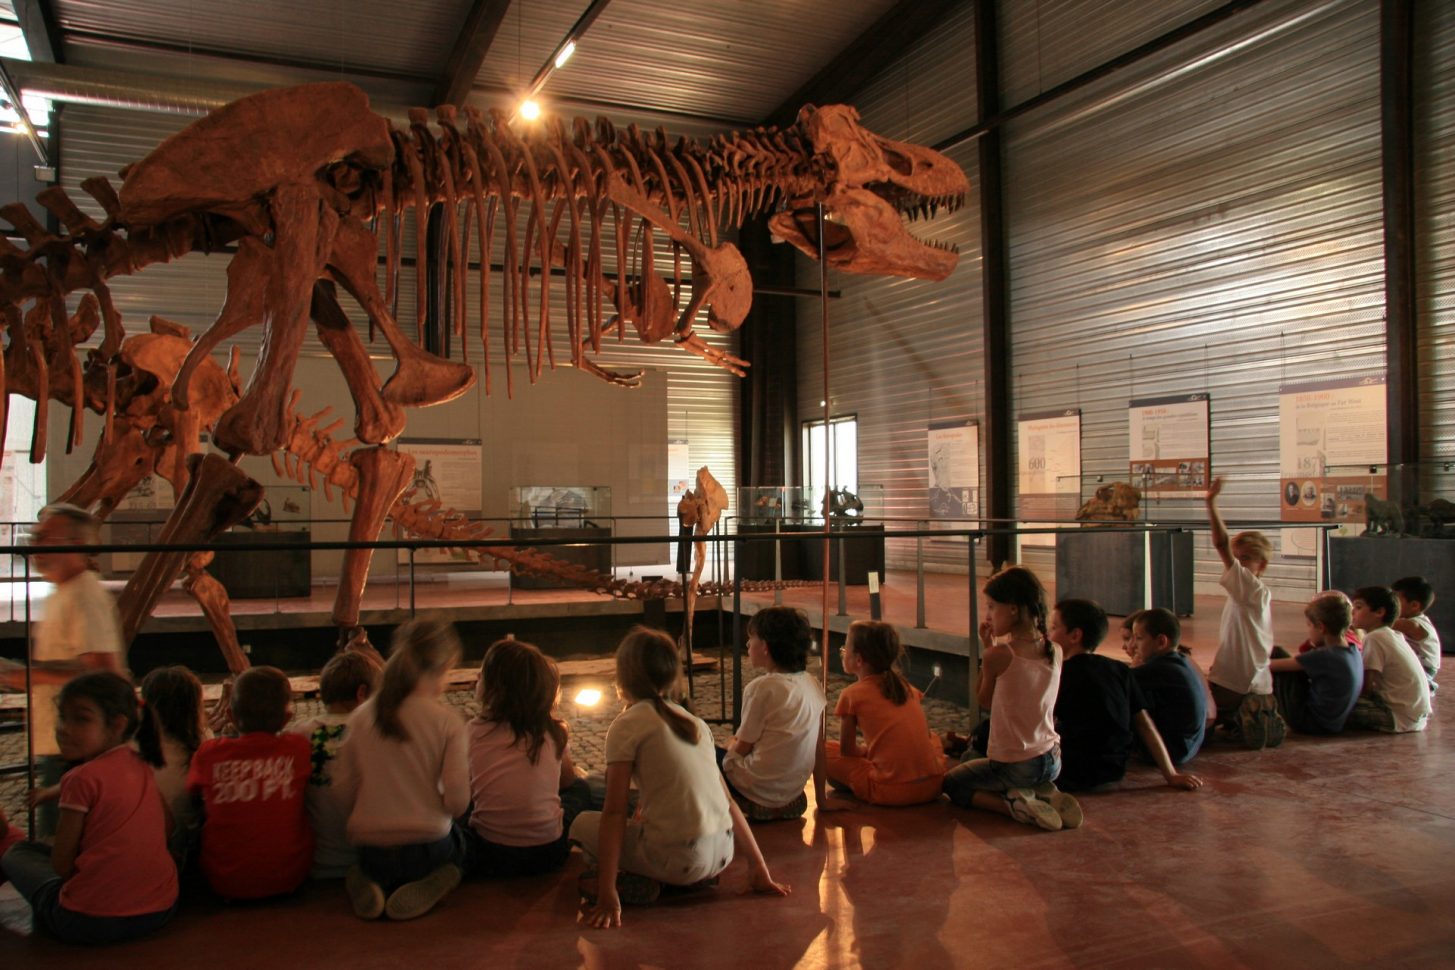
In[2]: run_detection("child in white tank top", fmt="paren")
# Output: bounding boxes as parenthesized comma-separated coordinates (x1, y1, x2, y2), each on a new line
(942, 566, 1081, 832)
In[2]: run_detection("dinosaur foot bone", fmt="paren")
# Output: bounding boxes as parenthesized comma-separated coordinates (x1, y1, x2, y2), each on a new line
(331, 446, 415, 632)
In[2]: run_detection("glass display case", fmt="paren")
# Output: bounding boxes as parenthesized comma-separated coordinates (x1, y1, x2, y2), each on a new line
(735, 485, 886, 584)
(509, 486, 613, 588)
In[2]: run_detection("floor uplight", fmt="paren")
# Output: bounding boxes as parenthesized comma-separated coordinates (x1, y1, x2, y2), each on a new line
(574, 687, 603, 707)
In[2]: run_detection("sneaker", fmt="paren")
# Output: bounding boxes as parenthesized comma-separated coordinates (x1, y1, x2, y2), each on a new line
(1262, 705, 1287, 749)
(383, 863, 462, 921)
(736, 790, 809, 822)
(662, 875, 720, 897)
(1238, 695, 1270, 750)
(1032, 783, 1084, 829)
(1004, 788, 1062, 832)
(345, 866, 385, 920)
(578, 868, 663, 906)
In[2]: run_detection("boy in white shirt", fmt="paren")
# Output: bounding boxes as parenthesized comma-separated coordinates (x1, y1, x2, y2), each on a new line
(1347, 585, 1431, 733)
(720, 607, 846, 819)
(1391, 576, 1441, 693)
(1204, 477, 1286, 749)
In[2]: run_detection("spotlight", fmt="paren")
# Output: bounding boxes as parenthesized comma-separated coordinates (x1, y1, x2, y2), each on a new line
(574, 687, 602, 707)
(554, 41, 577, 69)
(519, 98, 541, 121)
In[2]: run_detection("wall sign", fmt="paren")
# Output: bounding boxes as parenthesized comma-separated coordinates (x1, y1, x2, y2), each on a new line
(1128, 393, 1210, 498)
(1018, 409, 1081, 548)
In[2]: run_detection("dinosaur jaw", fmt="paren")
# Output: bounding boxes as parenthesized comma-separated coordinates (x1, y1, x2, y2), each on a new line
(769, 185, 961, 282)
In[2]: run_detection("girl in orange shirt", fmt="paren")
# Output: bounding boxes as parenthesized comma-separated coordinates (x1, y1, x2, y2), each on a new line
(825, 621, 948, 806)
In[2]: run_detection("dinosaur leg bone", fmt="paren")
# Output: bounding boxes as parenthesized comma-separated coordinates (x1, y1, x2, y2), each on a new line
(332, 446, 415, 649)
(183, 551, 251, 675)
(118, 453, 263, 644)
(310, 280, 406, 445)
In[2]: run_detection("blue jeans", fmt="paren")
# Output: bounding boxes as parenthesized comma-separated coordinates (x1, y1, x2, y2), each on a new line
(942, 746, 1061, 809)
(2, 840, 174, 945)
(356, 824, 470, 891)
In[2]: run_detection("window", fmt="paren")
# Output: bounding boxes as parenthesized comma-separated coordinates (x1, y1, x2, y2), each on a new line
(801, 416, 858, 510)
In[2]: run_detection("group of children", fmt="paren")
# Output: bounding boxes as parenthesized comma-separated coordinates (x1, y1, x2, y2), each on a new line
(0, 481, 1445, 942)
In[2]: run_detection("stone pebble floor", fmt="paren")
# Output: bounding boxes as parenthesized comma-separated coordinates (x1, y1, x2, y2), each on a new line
(1, 658, 974, 830)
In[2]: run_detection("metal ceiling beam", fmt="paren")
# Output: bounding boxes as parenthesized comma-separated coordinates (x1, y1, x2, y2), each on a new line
(760, 0, 961, 128)
(433, 0, 512, 106)
(13, 0, 63, 63)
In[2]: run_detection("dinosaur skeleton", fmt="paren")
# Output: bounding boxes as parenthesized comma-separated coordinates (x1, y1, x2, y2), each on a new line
(0, 82, 966, 665)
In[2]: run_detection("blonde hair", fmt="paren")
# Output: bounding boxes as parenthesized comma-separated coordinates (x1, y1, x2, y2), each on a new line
(1231, 530, 1272, 563)
(1305, 593, 1352, 639)
(375, 617, 461, 741)
(614, 627, 697, 744)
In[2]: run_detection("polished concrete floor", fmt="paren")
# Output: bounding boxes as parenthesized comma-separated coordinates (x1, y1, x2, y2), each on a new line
(3, 580, 1453, 967)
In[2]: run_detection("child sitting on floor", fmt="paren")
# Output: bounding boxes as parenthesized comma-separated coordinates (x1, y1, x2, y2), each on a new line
(286, 650, 382, 879)
(825, 621, 947, 806)
(188, 665, 313, 901)
(136, 665, 210, 870)
(1346, 586, 1431, 734)
(336, 618, 470, 921)
(2, 672, 177, 945)
(1391, 576, 1441, 693)
(1204, 476, 1286, 749)
(1050, 600, 1202, 793)
(1268, 593, 1363, 734)
(720, 606, 835, 820)
(1120, 612, 1143, 665)
(942, 566, 1079, 831)
(1295, 590, 1362, 653)
(466, 638, 592, 877)
(571, 627, 789, 929)
(1129, 609, 1209, 766)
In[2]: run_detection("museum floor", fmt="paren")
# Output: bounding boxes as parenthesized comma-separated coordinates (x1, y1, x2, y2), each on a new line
(2, 586, 1453, 967)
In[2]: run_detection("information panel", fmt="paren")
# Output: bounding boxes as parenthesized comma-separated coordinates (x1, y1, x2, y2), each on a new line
(396, 438, 483, 564)
(927, 420, 980, 520)
(1018, 409, 1081, 548)
(1128, 393, 1210, 498)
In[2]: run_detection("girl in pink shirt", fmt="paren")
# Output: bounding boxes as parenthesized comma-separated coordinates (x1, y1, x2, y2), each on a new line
(1, 671, 177, 944)
(465, 638, 591, 876)
(941, 566, 1081, 832)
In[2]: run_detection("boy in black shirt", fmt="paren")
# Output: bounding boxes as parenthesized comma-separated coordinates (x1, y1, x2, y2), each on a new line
(1050, 600, 1202, 793)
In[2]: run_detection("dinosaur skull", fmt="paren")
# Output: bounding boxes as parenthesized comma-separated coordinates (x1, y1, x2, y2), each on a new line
(769, 104, 967, 282)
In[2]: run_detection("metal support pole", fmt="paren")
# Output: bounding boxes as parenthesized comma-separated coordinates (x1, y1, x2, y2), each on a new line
(836, 536, 847, 616)
(968, 534, 982, 722)
(732, 538, 744, 726)
(409, 547, 417, 614)
(24, 551, 35, 836)
(916, 522, 927, 629)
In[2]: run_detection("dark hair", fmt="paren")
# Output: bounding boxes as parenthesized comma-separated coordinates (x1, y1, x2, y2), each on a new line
(375, 617, 461, 741)
(1054, 599, 1108, 651)
(1134, 608, 1181, 647)
(1390, 576, 1434, 612)
(1353, 586, 1397, 627)
(478, 638, 568, 765)
(1305, 593, 1352, 639)
(230, 666, 293, 734)
(747, 606, 812, 672)
(1121, 610, 1143, 633)
(847, 621, 910, 705)
(59, 671, 141, 742)
(615, 626, 697, 743)
(984, 565, 1051, 660)
(136, 666, 205, 767)
(320, 650, 383, 707)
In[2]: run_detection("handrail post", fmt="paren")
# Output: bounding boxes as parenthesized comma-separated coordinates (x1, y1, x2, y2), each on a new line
(836, 531, 847, 617)
(916, 520, 927, 629)
(968, 533, 982, 722)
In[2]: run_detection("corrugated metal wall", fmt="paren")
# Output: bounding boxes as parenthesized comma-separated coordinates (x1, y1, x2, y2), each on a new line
(55, 101, 740, 524)
(795, 1, 982, 571)
(1004, 0, 1384, 599)
(1418, 0, 1455, 492)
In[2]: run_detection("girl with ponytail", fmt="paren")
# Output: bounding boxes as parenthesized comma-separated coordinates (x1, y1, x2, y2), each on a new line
(571, 627, 790, 929)
(942, 566, 1080, 832)
(824, 621, 948, 806)
(335, 617, 471, 921)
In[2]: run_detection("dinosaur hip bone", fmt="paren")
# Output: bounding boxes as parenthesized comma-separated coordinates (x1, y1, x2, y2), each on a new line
(331, 446, 416, 641)
(118, 453, 263, 644)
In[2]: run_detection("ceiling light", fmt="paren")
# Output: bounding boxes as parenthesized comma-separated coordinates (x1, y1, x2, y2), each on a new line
(554, 41, 577, 70)
(519, 98, 541, 121)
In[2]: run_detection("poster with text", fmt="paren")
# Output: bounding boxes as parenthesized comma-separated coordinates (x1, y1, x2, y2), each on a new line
(1128, 394, 1210, 498)
(668, 439, 692, 506)
(1278, 376, 1386, 557)
(927, 420, 980, 525)
(1018, 409, 1082, 548)
(396, 438, 483, 564)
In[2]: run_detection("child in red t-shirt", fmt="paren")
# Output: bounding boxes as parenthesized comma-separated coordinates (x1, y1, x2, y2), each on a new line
(0, 672, 177, 944)
(187, 666, 312, 900)
(825, 621, 948, 806)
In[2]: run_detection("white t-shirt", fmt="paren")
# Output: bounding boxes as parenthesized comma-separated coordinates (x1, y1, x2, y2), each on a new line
(1362, 627, 1431, 733)
(1401, 614, 1442, 679)
(286, 712, 356, 877)
(33, 570, 125, 757)
(721, 671, 826, 807)
(604, 699, 730, 847)
(335, 695, 470, 847)
(1209, 563, 1273, 695)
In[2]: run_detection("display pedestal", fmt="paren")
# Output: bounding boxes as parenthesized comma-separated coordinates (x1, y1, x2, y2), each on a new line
(211, 530, 312, 599)
(1055, 530, 1193, 617)
(508, 526, 612, 589)
(799, 524, 886, 585)
(1329, 536, 1454, 653)
(736, 523, 808, 581)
